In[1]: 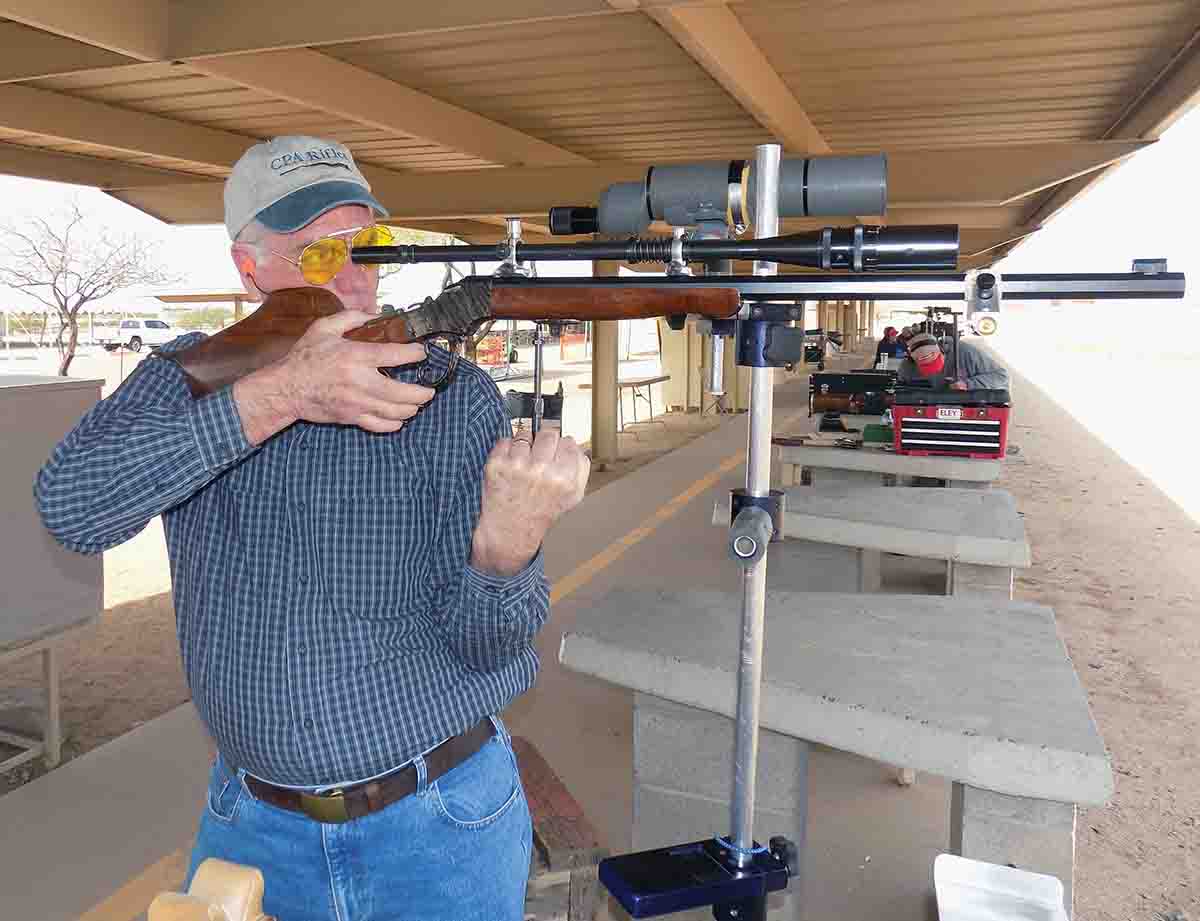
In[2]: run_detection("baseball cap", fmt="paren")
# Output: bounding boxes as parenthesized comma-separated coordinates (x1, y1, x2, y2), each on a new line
(884, 326, 898, 337)
(906, 332, 945, 375)
(224, 135, 387, 240)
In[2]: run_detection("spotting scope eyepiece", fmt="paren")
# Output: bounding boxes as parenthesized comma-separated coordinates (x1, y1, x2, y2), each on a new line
(549, 206, 599, 236)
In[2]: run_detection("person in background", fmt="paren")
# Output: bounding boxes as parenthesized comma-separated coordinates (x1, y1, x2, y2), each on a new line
(899, 331, 1009, 391)
(874, 325, 906, 367)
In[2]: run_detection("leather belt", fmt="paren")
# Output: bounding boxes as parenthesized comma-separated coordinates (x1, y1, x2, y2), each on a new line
(241, 719, 495, 824)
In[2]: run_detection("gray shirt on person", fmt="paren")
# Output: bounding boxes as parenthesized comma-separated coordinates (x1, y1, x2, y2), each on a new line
(898, 338, 1009, 391)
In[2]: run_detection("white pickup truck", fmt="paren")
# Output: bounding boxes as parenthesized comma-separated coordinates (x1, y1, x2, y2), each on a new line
(97, 318, 181, 352)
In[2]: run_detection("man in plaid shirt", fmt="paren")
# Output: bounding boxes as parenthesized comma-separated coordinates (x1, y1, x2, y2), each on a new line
(35, 135, 589, 921)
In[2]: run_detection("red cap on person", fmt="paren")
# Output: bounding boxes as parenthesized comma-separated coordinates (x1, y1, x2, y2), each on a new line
(906, 332, 945, 376)
(884, 326, 898, 337)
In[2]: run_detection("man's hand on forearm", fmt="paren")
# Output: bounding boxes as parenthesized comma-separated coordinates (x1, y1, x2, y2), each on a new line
(232, 364, 300, 445)
(232, 310, 434, 445)
(470, 429, 590, 577)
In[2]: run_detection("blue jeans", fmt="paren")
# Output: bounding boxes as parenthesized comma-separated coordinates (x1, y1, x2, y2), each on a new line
(187, 719, 532, 921)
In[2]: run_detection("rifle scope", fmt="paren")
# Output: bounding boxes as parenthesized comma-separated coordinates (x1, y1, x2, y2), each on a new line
(548, 154, 887, 236)
(351, 224, 959, 271)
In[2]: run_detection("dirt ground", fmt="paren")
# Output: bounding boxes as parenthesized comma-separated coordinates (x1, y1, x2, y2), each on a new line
(986, 305, 1200, 921)
(2, 319, 1198, 919)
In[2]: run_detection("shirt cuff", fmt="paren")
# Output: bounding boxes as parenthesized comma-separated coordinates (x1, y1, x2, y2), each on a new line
(189, 386, 254, 472)
(463, 546, 546, 605)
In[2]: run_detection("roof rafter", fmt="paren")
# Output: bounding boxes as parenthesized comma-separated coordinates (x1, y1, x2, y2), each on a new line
(0, 0, 167, 59)
(0, 20, 134, 82)
(624, 0, 831, 154)
(188, 50, 589, 168)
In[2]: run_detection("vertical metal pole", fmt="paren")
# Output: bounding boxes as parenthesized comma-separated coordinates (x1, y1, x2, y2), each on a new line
(532, 323, 545, 436)
(730, 143, 780, 867)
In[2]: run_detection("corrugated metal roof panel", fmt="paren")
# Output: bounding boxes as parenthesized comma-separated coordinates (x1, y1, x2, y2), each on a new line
(27, 63, 497, 172)
(739, 0, 1200, 145)
(322, 11, 764, 161)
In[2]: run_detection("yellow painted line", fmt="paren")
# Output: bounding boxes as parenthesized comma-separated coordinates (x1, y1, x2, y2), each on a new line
(77, 847, 187, 921)
(82, 408, 803, 919)
(551, 450, 746, 604)
(551, 408, 805, 604)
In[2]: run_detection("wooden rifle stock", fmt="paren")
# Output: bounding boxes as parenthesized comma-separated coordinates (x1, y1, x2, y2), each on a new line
(166, 281, 740, 398)
(489, 285, 740, 320)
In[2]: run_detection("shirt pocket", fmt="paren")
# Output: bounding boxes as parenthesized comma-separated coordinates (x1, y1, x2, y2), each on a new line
(311, 435, 436, 622)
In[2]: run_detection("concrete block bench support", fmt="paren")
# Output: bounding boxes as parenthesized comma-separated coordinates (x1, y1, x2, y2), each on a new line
(948, 561, 1016, 599)
(559, 590, 1110, 918)
(951, 785, 1077, 913)
(0, 641, 62, 770)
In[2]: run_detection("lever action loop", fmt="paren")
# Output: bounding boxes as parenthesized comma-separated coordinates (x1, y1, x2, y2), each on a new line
(418, 338, 462, 393)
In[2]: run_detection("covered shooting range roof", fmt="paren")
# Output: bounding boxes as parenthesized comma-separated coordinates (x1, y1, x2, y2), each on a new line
(0, 1, 1197, 270)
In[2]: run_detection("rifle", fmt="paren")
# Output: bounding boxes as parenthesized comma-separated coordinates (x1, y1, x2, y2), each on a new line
(165, 280, 742, 399)
(165, 224, 958, 398)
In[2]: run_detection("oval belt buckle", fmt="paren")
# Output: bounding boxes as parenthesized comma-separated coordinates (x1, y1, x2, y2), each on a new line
(301, 789, 350, 824)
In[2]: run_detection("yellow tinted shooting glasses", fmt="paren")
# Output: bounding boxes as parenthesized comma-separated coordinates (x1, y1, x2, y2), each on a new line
(272, 225, 396, 285)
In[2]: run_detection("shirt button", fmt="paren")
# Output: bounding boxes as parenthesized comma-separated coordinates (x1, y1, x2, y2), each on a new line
(299, 574, 309, 584)
(298, 644, 308, 655)
(297, 501, 307, 512)
(304, 718, 314, 730)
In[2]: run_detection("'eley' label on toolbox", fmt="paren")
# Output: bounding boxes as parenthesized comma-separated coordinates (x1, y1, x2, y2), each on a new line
(936, 407, 962, 420)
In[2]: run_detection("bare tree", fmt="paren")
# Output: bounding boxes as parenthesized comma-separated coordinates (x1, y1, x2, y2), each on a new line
(0, 202, 177, 375)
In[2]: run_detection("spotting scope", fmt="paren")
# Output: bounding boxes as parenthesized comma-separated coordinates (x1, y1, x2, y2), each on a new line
(548, 154, 887, 235)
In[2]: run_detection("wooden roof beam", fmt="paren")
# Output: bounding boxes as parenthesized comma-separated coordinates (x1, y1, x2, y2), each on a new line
(0, 83, 252, 171)
(888, 140, 1153, 208)
(0, 0, 167, 60)
(0, 142, 206, 188)
(0, 20, 135, 82)
(95, 146, 1106, 224)
(618, 0, 830, 155)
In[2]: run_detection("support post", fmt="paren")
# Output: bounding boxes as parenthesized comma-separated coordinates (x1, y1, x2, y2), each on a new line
(951, 784, 1077, 917)
(591, 257, 620, 470)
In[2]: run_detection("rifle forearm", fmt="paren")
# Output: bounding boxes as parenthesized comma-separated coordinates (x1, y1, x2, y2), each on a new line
(490, 284, 740, 321)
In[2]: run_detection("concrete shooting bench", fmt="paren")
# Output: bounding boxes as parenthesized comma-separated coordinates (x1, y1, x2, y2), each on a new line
(0, 375, 104, 772)
(774, 439, 1002, 490)
(710, 486, 1029, 598)
(559, 589, 1112, 917)
(713, 487, 1031, 599)
(579, 374, 670, 434)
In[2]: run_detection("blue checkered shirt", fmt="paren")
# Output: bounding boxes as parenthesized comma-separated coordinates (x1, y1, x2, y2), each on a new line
(34, 334, 549, 786)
